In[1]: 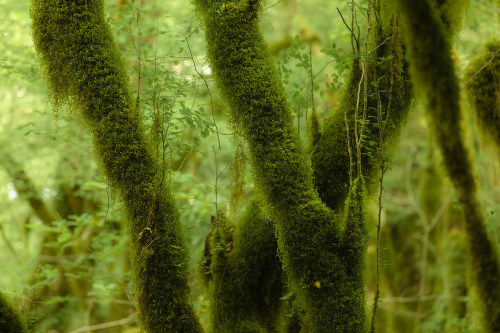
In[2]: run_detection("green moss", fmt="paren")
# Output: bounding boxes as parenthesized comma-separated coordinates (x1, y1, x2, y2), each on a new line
(310, 13, 412, 211)
(30, 1, 201, 331)
(0, 292, 27, 333)
(205, 202, 282, 332)
(435, 0, 469, 36)
(308, 107, 322, 150)
(397, 0, 500, 331)
(465, 38, 500, 147)
(194, 1, 370, 330)
(229, 140, 247, 215)
(340, 177, 369, 332)
(275, 292, 302, 333)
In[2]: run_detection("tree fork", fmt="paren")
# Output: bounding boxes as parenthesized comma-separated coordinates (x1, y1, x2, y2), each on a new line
(194, 0, 368, 331)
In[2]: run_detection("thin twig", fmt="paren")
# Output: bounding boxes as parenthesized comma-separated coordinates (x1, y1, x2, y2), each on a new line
(463, 47, 500, 87)
(186, 34, 221, 149)
(309, 42, 315, 124)
(354, 63, 364, 176)
(135, 9, 142, 112)
(337, 7, 359, 53)
(264, 0, 285, 10)
(212, 146, 219, 215)
(345, 111, 354, 187)
(69, 312, 136, 333)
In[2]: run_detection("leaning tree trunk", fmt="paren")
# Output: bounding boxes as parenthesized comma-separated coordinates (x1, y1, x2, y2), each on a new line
(194, 0, 372, 331)
(396, 0, 500, 331)
(30, 0, 201, 331)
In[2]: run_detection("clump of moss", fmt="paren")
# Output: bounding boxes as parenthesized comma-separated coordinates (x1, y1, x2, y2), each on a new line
(435, 0, 469, 36)
(397, 0, 500, 331)
(464, 38, 500, 147)
(203, 201, 282, 332)
(0, 292, 27, 333)
(30, 1, 201, 331)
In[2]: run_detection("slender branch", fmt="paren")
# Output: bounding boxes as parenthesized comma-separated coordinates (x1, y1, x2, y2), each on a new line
(213, 145, 219, 215)
(345, 111, 354, 187)
(186, 34, 221, 150)
(337, 7, 359, 53)
(308, 42, 314, 135)
(69, 312, 136, 333)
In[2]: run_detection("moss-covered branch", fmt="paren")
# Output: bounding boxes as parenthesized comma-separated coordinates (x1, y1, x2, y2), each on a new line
(202, 201, 282, 332)
(396, 0, 500, 331)
(464, 38, 500, 146)
(194, 0, 369, 330)
(30, 1, 201, 331)
(0, 292, 27, 333)
(310, 13, 411, 211)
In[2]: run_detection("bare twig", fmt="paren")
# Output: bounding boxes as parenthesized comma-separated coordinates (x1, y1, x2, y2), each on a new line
(186, 34, 221, 149)
(69, 312, 136, 333)
(382, 294, 468, 303)
(354, 62, 364, 176)
(345, 111, 354, 187)
(309, 42, 315, 119)
(135, 9, 142, 112)
(337, 7, 359, 53)
(264, 0, 285, 10)
(463, 47, 500, 87)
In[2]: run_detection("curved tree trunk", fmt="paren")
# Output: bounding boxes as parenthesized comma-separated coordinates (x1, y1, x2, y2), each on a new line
(396, 0, 500, 331)
(30, 1, 201, 331)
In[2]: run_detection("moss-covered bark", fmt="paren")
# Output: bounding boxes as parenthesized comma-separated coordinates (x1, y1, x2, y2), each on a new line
(0, 292, 27, 333)
(310, 14, 411, 210)
(202, 201, 282, 332)
(396, 0, 500, 331)
(30, 1, 201, 331)
(435, 0, 469, 36)
(194, 1, 369, 331)
(464, 38, 500, 146)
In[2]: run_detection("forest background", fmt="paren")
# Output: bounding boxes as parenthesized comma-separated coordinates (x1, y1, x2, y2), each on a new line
(0, 0, 499, 332)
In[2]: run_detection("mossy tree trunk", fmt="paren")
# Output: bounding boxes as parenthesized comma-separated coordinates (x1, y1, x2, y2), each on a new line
(193, 0, 412, 331)
(194, 0, 365, 330)
(30, 0, 202, 331)
(200, 200, 282, 332)
(464, 38, 500, 146)
(0, 292, 28, 333)
(396, 0, 500, 331)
